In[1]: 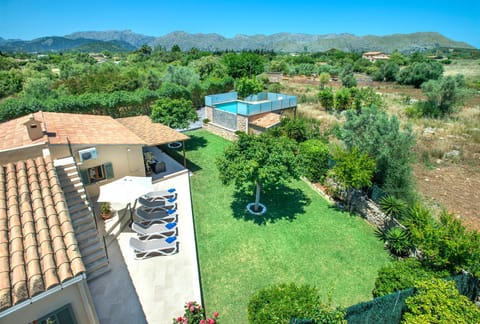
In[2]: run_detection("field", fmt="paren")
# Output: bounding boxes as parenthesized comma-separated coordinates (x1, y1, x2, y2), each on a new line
(281, 61, 480, 231)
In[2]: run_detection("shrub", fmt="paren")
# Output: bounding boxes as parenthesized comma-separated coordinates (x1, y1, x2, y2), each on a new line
(248, 283, 346, 324)
(298, 139, 330, 183)
(334, 87, 352, 111)
(384, 226, 412, 257)
(341, 107, 416, 202)
(379, 195, 407, 219)
(318, 88, 334, 109)
(372, 258, 449, 297)
(402, 278, 480, 323)
(403, 205, 480, 276)
(172, 301, 219, 324)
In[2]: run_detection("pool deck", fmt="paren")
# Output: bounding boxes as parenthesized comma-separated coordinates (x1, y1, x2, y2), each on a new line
(88, 168, 202, 323)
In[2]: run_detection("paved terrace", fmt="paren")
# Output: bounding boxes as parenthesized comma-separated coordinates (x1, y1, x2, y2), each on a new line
(88, 168, 202, 323)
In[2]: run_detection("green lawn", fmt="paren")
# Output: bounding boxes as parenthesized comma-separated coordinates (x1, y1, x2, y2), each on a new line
(185, 130, 391, 323)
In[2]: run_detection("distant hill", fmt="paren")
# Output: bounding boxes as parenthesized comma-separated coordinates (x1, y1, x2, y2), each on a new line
(0, 36, 135, 53)
(65, 30, 155, 48)
(0, 30, 474, 53)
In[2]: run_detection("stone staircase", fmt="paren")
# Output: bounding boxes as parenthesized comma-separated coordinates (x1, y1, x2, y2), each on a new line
(55, 160, 110, 281)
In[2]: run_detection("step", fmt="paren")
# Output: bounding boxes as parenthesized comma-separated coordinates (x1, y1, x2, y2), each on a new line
(59, 177, 82, 188)
(66, 194, 88, 208)
(56, 169, 79, 180)
(61, 182, 84, 194)
(64, 190, 86, 202)
(72, 213, 94, 228)
(83, 247, 107, 266)
(76, 227, 98, 243)
(70, 207, 92, 220)
(74, 219, 96, 235)
(79, 235, 102, 251)
(86, 259, 110, 281)
(69, 201, 90, 214)
(81, 240, 105, 257)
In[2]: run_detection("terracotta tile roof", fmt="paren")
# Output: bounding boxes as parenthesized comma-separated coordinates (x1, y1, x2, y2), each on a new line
(249, 112, 282, 129)
(0, 156, 85, 312)
(0, 112, 146, 151)
(0, 112, 48, 151)
(42, 112, 145, 145)
(116, 116, 190, 146)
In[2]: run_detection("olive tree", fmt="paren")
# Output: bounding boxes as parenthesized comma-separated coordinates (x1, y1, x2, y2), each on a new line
(216, 133, 299, 212)
(150, 97, 198, 129)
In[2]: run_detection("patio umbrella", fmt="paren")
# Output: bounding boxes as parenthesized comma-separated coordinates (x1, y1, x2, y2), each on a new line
(97, 176, 154, 204)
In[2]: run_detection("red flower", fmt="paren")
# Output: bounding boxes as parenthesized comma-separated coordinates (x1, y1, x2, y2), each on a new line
(207, 319, 215, 324)
(176, 316, 183, 322)
(200, 320, 206, 324)
(189, 306, 195, 312)
(213, 311, 219, 318)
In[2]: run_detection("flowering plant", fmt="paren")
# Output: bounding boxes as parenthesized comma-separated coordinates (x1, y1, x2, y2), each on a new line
(172, 301, 219, 324)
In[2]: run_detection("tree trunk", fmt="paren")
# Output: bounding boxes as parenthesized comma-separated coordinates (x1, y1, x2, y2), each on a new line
(254, 182, 262, 212)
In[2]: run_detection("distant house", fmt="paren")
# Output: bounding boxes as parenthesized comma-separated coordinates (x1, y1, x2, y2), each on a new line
(362, 51, 390, 62)
(204, 92, 297, 137)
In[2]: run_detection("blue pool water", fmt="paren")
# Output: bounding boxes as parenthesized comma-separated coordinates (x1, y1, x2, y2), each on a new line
(215, 101, 238, 113)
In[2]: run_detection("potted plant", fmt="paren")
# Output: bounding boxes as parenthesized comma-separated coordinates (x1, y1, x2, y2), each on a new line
(100, 202, 112, 220)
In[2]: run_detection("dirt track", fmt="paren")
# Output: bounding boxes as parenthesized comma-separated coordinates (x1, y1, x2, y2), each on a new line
(414, 163, 480, 231)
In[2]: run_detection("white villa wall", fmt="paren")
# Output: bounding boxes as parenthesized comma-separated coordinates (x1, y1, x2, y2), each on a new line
(50, 144, 145, 197)
(1, 280, 98, 324)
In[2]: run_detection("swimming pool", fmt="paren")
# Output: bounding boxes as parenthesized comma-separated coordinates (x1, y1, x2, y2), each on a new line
(214, 101, 238, 114)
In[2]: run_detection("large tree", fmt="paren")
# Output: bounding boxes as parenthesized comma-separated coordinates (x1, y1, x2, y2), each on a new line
(234, 77, 263, 99)
(216, 133, 299, 212)
(150, 97, 198, 129)
(341, 107, 416, 201)
(222, 52, 265, 78)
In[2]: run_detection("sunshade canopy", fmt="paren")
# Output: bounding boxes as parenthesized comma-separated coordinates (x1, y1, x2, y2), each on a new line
(97, 176, 154, 204)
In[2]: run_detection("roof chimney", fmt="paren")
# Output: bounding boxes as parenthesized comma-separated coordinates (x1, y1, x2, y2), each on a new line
(23, 114, 44, 141)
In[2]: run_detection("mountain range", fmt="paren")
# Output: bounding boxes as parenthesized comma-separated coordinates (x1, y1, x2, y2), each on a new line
(0, 30, 475, 53)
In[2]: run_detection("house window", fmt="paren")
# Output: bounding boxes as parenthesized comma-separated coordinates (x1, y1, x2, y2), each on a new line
(35, 304, 77, 324)
(88, 165, 106, 183)
(79, 162, 114, 185)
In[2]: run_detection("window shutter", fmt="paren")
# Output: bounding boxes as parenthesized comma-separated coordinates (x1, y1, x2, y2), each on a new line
(79, 168, 90, 185)
(104, 162, 114, 179)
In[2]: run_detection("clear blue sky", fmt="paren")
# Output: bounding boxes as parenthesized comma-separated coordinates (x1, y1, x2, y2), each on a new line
(1, 0, 479, 48)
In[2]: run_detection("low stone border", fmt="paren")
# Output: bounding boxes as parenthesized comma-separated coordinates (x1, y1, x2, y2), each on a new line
(246, 203, 267, 215)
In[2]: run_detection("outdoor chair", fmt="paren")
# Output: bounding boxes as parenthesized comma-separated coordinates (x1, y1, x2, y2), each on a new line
(139, 188, 177, 206)
(138, 195, 177, 208)
(134, 206, 177, 224)
(131, 221, 178, 240)
(133, 213, 178, 227)
(129, 236, 178, 259)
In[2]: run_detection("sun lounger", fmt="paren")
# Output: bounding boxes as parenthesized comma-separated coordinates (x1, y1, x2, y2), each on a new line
(139, 195, 176, 208)
(129, 236, 178, 259)
(133, 213, 178, 227)
(134, 206, 177, 224)
(132, 222, 178, 240)
(139, 189, 177, 206)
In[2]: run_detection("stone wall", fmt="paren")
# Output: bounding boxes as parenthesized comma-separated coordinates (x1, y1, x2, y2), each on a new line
(237, 115, 247, 132)
(203, 123, 238, 141)
(347, 189, 389, 229)
(205, 106, 213, 121)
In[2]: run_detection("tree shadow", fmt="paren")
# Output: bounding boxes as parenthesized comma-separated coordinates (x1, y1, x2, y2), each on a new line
(231, 183, 311, 225)
(184, 134, 208, 151)
(159, 134, 208, 172)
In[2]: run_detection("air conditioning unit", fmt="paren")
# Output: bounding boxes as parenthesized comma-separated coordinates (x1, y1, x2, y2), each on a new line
(78, 147, 98, 162)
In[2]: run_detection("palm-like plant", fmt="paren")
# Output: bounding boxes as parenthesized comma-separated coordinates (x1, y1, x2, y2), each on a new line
(379, 195, 407, 220)
(385, 226, 412, 257)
